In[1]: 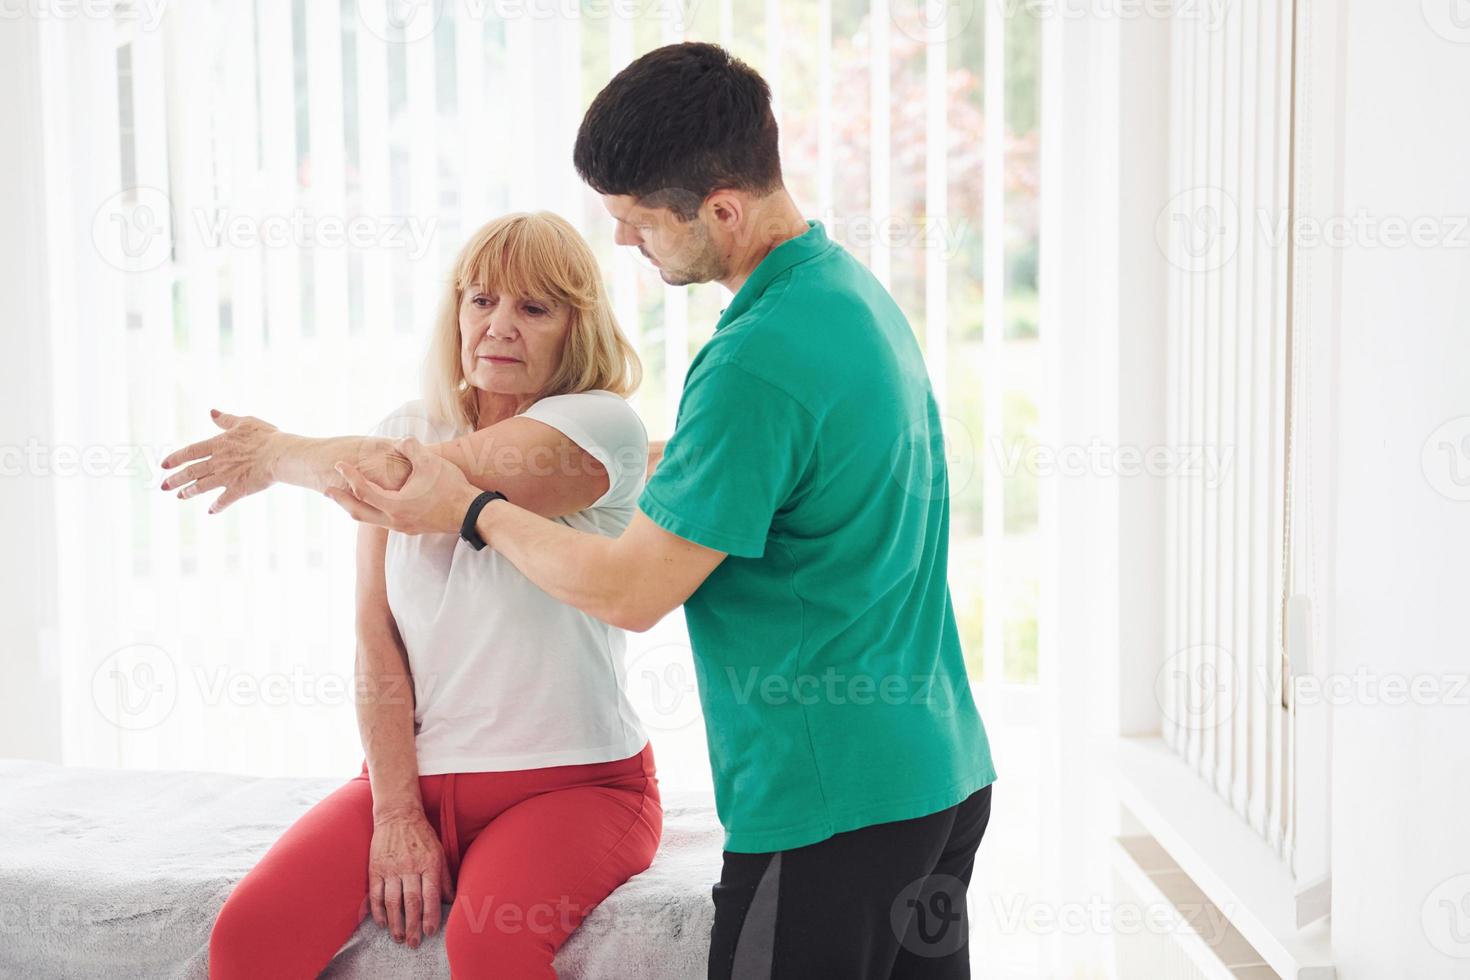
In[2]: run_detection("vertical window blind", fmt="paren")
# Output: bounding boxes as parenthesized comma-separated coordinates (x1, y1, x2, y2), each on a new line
(1160, 0, 1302, 866)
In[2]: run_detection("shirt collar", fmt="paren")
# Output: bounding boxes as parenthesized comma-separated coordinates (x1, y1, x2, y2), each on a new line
(716, 220, 833, 331)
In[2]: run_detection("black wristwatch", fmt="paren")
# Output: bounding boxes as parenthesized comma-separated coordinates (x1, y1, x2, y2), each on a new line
(460, 490, 507, 551)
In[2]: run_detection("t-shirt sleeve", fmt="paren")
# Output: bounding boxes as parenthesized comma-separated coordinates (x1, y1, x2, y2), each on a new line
(519, 391, 649, 510)
(369, 400, 438, 442)
(638, 361, 819, 559)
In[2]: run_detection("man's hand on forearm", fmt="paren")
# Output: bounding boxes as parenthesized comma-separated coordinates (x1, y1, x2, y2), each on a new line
(327, 437, 483, 535)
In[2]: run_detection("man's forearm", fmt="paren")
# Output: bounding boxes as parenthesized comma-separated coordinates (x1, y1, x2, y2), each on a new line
(474, 500, 640, 629)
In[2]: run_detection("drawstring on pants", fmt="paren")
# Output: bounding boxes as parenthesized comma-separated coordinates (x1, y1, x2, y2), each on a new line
(438, 771, 461, 883)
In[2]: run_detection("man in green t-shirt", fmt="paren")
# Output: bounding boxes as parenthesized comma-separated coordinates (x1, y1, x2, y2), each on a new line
(334, 41, 996, 980)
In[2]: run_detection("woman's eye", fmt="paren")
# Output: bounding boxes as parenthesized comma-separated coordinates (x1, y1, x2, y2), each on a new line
(525, 305, 547, 316)
(473, 296, 494, 308)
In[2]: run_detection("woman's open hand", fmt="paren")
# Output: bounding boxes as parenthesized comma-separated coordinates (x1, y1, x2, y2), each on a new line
(159, 409, 281, 514)
(369, 806, 456, 948)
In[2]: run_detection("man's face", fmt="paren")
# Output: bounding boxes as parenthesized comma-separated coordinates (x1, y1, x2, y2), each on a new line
(601, 194, 728, 286)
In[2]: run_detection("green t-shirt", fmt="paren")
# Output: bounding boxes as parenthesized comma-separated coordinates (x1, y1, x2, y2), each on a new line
(638, 220, 996, 853)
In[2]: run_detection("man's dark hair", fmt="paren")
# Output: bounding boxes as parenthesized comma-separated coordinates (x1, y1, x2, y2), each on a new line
(573, 42, 783, 220)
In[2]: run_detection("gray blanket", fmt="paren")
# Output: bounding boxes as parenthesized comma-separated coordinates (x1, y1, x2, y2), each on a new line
(0, 758, 720, 978)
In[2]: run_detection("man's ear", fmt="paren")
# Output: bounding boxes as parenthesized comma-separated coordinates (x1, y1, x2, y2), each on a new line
(703, 190, 745, 234)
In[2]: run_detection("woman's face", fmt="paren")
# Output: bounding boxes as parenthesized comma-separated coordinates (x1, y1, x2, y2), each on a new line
(458, 284, 572, 397)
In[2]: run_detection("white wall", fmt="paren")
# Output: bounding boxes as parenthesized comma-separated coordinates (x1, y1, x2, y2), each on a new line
(1329, 4, 1470, 977)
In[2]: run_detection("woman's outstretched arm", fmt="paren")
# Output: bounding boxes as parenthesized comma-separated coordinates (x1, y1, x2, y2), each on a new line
(160, 408, 640, 519)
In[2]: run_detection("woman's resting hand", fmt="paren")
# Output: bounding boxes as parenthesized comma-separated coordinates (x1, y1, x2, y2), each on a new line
(369, 805, 456, 948)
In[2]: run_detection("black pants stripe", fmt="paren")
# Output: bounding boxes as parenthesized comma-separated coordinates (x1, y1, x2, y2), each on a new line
(708, 783, 993, 980)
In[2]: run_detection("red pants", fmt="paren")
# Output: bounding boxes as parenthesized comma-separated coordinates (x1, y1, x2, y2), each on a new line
(210, 742, 662, 979)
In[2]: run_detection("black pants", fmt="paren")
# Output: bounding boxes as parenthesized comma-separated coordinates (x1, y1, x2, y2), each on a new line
(708, 784, 993, 980)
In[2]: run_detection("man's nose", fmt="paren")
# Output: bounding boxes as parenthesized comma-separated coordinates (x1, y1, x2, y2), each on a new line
(614, 222, 640, 248)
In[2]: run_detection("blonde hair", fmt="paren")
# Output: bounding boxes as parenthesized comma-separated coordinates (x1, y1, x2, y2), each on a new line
(423, 211, 642, 430)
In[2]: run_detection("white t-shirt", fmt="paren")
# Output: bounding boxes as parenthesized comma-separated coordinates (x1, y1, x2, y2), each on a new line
(369, 390, 651, 774)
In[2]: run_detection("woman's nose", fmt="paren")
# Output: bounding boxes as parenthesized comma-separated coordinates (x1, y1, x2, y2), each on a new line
(485, 306, 517, 339)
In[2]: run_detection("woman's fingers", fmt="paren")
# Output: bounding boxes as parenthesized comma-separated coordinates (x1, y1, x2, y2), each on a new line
(401, 873, 424, 947)
(384, 874, 405, 942)
(420, 872, 442, 938)
(178, 474, 224, 501)
(211, 409, 242, 429)
(207, 487, 246, 515)
(440, 849, 456, 903)
(160, 460, 211, 492)
(159, 435, 219, 471)
(336, 461, 394, 509)
(369, 873, 387, 928)
(324, 486, 393, 527)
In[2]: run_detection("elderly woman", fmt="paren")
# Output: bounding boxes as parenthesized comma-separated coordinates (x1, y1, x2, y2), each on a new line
(160, 212, 662, 979)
